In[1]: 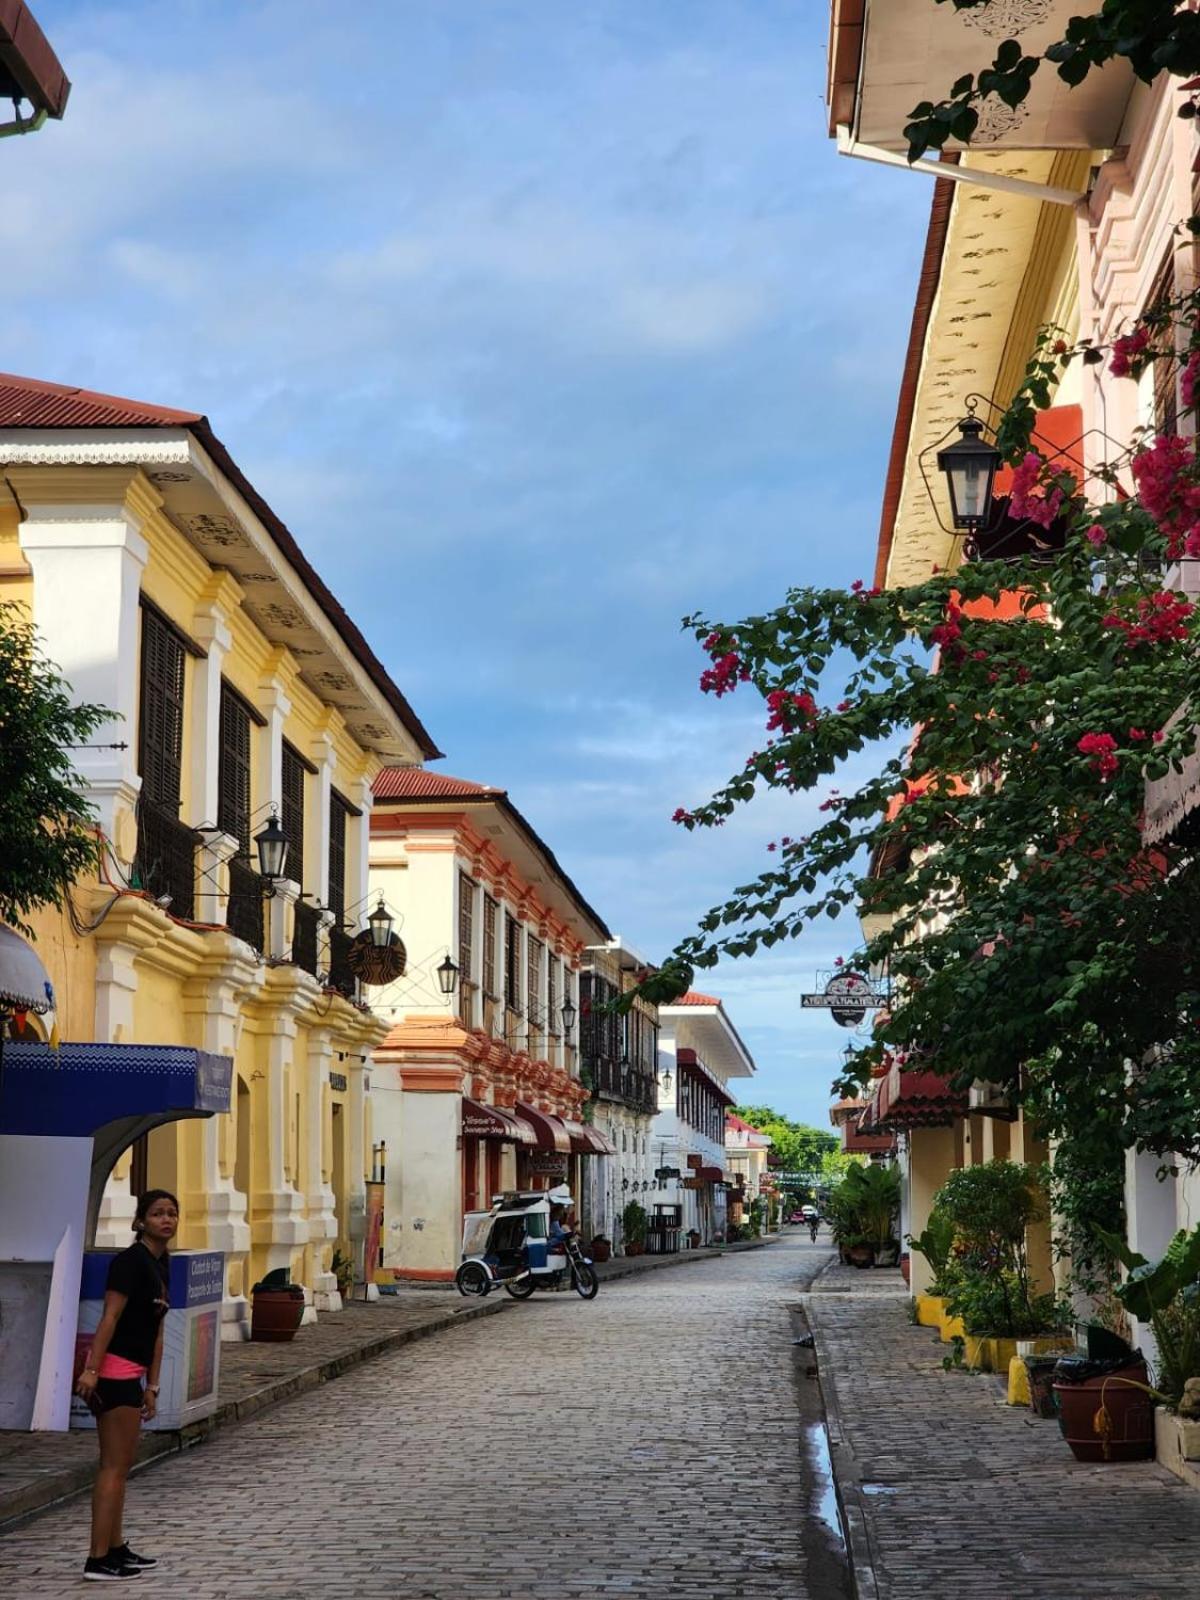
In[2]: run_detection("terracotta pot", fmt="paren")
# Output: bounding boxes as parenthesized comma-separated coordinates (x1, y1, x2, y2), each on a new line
(625, 1241, 645, 1257)
(845, 1244, 874, 1268)
(590, 1239, 612, 1263)
(251, 1288, 305, 1343)
(899, 1254, 910, 1286)
(1054, 1361, 1154, 1462)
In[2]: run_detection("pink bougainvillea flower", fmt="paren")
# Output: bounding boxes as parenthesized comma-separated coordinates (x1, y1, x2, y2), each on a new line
(1084, 524, 1106, 547)
(1129, 728, 1147, 742)
(850, 579, 864, 593)
(1078, 731, 1119, 780)
(1109, 324, 1150, 378)
(671, 807, 693, 824)
(1153, 730, 1166, 744)
(767, 841, 776, 852)
(1101, 591, 1194, 649)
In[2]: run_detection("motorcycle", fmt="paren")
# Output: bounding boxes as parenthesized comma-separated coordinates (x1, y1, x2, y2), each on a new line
(455, 1188, 599, 1301)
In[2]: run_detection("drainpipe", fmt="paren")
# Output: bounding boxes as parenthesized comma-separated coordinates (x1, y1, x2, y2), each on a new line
(835, 124, 1084, 208)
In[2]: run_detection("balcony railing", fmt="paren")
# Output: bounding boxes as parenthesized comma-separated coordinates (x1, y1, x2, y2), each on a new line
(135, 800, 198, 921)
(292, 900, 320, 977)
(584, 1055, 657, 1115)
(226, 857, 265, 952)
(326, 925, 356, 999)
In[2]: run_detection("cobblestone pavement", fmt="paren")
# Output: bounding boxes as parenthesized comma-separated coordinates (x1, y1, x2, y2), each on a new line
(0, 1234, 843, 1598)
(809, 1266, 1200, 1600)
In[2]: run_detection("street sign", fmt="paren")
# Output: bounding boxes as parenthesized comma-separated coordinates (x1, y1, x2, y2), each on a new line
(800, 971, 884, 1028)
(654, 1166, 681, 1180)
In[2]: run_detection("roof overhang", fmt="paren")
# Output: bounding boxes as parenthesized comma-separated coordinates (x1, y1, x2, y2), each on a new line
(660, 1000, 755, 1081)
(0, 425, 436, 764)
(0, 1, 70, 131)
(828, 0, 1133, 152)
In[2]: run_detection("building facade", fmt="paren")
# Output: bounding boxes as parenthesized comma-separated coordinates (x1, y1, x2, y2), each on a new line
(578, 939, 659, 1251)
(0, 372, 438, 1338)
(723, 1112, 772, 1232)
(651, 992, 755, 1246)
(368, 769, 614, 1281)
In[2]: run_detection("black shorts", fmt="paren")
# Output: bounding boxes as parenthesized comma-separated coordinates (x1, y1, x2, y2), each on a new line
(95, 1376, 144, 1412)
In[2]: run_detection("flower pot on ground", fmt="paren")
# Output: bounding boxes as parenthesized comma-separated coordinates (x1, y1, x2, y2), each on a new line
(330, 1245, 355, 1303)
(873, 1240, 900, 1269)
(939, 1311, 967, 1344)
(589, 1235, 612, 1264)
(1053, 1355, 1154, 1462)
(250, 1270, 305, 1343)
(1094, 1223, 1200, 1412)
(686, 1229, 701, 1249)
(899, 1252, 910, 1286)
(622, 1201, 647, 1257)
(844, 1241, 874, 1268)
(1024, 1355, 1062, 1418)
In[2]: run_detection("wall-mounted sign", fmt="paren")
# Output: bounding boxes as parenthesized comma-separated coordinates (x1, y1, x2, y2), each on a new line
(682, 1176, 705, 1190)
(527, 1151, 568, 1177)
(800, 972, 884, 1028)
(329, 1071, 348, 1092)
(654, 1166, 681, 1181)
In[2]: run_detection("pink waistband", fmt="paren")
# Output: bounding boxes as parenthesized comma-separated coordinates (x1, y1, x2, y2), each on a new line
(97, 1354, 145, 1381)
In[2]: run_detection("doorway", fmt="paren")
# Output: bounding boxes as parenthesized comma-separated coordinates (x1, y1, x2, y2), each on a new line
(332, 1102, 345, 1244)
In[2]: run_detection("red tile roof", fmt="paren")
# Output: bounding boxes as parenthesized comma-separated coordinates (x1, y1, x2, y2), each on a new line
(673, 991, 721, 1006)
(0, 372, 439, 760)
(373, 768, 504, 802)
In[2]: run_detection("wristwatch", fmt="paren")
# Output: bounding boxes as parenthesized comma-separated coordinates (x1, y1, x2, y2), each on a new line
(145, 1384, 160, 1395)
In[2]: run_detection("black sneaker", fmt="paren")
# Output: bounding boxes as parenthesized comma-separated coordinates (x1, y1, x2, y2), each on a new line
(83, 1554, 142, 1581)
(110, 1545, 157, 1570)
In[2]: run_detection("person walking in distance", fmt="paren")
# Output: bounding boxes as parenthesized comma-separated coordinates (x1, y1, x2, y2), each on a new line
(75, 1189, 177, 1582)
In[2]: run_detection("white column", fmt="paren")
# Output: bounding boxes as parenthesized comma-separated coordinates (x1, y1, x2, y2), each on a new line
(18, 497, 150, 857)
(306, 1028, 341, 1310)
(349, 773, 374, 929)
(309, 727, 336, 908)
(92, 938, 142, 1246)
(251, 1015, 309, 1277)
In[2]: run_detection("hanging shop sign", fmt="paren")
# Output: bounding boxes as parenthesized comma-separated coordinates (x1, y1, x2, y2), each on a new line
(329, 1071, 348, 1092)
(527, 1151, 568, 1177)
(654, 1166, 681, 1181)
(800, 971, 885, 1028)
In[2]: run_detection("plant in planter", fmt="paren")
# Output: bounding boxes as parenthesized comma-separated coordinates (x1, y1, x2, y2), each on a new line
(622, 1200, 648, 1256)
(1095, 1224, 1200, 1409)
(330, 1245, 355, 1302)
(934, 1161, 1065, 1350)
(589, 1233, 612, 1264)
(828, 1161, 901, 1267)
(908, 1210, 955, 1294)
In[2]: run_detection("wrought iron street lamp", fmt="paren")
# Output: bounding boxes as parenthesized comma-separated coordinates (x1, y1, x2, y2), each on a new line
(937, 409, 1001, 531)
(560, 995, 577, 1036)
(253, 811, 289, 895)
(367, 896, 394, 950)
(660, 1066, 673, 1096)
(437, 953, 459, 997)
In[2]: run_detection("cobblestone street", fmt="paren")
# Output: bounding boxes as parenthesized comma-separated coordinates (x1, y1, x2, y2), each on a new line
(0, 1236, 844, 1598)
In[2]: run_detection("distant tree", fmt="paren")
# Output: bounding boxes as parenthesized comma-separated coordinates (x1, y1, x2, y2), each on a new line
(731, 1105, 837, 1171)
(0, 603, 107, 932)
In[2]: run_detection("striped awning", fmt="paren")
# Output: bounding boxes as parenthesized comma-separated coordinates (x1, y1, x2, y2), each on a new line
(461, 1099, 537, 1145)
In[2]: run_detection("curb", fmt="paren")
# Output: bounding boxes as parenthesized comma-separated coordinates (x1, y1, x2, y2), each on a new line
(804, 1295, 884, 1600)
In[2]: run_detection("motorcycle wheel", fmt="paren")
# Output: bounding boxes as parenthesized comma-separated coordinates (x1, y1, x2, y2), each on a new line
(572, 1263, 599, 1300)
(505, 1277, 537, 1299)
(455, 1261, 491, 1298)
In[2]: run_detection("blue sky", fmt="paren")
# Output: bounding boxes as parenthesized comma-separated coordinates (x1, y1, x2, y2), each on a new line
(15, 1, 931, 1128)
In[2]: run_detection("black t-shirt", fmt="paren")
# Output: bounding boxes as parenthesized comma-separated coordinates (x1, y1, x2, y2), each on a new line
(104, 1243, 170, 1368)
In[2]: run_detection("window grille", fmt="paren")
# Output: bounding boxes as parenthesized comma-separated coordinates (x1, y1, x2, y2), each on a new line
(138, 606, 185, 810)
(218, 684, 252, 855)
(281, 742, 306, 889)
(547, 957, 559, 1034)
(482, 894, 498, 996)
(328, 791, 350, 920)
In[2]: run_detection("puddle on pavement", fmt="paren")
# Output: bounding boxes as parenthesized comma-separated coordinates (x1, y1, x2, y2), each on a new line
(802, 1422, 845, 1547)
(862, 1483, 901, 1496)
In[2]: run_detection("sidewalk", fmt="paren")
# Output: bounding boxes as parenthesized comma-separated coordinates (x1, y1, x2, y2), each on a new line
(0, 1236, 771, 1534)
(806, 1261, 1200, 1600)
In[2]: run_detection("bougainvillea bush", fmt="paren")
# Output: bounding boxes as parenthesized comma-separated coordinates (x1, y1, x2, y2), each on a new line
(643, 293, 1200, 1241)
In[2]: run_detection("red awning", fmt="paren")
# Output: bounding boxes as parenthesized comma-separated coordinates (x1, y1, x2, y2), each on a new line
(698, 1165, 724, 1183)
(461, 1099, 536, 1145)
(565, 1121, 616, 1156)
(869, 1064, 968, 1133)
(514, 1101, 572, 1154)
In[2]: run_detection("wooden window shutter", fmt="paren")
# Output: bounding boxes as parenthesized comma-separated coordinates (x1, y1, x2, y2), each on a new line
(138, 606, 185, 810)
(217, 684, 252, 854)
(458, 874, 475, 986)
(482, 894, 498, 997)
(281, 742, 306, 889)
(328, 791, 349, 919)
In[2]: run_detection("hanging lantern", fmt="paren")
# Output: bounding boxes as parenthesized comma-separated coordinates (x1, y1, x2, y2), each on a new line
(937, 412, 1001, 530)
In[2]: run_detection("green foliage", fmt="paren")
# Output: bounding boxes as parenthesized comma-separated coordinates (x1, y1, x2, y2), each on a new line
(908, 1210, 956, 1294)
(730, 1105, 838, 1171)
(1095, 1224, 1200, 1406)
(828, 1161, 901, 1251)
(905, 2, 1200, 162)
(0, 602, 108, 931)
(621, 1200, 647, 1244)
(934, 1161, 1062, 1338)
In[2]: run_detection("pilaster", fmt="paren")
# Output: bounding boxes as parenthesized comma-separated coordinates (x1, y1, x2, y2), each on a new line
(189, 573, 240, 830)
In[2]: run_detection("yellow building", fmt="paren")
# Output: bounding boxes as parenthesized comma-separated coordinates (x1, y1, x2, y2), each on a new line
(0, 372, 439, 1338)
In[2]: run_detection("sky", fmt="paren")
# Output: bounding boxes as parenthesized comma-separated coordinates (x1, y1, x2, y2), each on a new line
(11, 1, 932, 1128)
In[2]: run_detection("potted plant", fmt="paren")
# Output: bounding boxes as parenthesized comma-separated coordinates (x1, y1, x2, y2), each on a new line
(843, 1235, 875, 1268)
(330, 1245, 355, 1302)
(933, 1161, 1068, 1372)
(686, 1228, 701, 1250)
(908, 1210, 955, 1326)
(622, 1200, 648, 1256)
(250, 1267, 305, 1342)
(590, 1233, 612, 1264)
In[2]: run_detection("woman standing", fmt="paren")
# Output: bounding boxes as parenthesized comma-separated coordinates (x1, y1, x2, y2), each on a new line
(75, 1189, 177, 1583)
